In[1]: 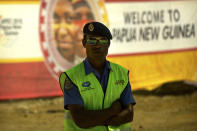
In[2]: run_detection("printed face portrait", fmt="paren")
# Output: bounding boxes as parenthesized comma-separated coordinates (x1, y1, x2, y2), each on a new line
(72, 0, 95, 59)
(41, 0, 108, 79)
(53, 0, 76, 63)
(52, 0, 95, 64)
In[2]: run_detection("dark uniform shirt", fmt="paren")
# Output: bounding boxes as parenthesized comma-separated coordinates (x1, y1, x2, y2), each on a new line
(64, 58, 136, 109)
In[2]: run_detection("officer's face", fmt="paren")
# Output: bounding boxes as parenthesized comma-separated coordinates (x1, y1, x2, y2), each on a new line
(83, 35, 110, 59)
(53, 0, 75, 62)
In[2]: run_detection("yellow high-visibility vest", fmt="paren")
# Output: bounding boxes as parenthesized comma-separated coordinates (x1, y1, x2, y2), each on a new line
(59, 61, 131, 131)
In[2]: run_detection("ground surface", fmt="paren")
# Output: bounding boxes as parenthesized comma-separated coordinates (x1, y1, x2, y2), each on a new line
(0, 90, 197, 131)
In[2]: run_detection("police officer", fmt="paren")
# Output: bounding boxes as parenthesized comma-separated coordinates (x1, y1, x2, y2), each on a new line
(59, 22, 136, 131)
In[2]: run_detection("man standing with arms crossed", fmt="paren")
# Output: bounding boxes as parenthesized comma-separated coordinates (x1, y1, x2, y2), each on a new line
(59, 21, 136, 131)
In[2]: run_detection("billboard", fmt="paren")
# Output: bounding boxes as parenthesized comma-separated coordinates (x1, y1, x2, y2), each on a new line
(0, 0, 197, 100)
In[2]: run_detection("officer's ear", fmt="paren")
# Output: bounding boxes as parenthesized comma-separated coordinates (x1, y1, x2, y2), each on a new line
(82, 38, 86, 47)
(82, 35, 86, 47)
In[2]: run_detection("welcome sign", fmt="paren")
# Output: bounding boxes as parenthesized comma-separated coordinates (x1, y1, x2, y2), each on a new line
(0, 0, 196, 100)
(106, 0, 197, 55)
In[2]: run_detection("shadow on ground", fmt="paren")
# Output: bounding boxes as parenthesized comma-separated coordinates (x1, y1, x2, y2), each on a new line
(133, 81, 197, 96)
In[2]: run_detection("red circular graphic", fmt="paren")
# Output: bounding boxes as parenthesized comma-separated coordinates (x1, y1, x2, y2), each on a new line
(39, 0, 109, 80)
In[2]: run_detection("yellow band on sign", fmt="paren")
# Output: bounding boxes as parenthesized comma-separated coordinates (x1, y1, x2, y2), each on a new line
(0, 0, 40, 4)
(107, 49, 197, 91)
(0, 57, 44, 63)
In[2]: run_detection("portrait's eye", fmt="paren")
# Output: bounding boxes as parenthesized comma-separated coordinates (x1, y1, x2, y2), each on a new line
(75, 13, 82, 21)
(64, 13, 73, 24)
(67, 16, 73, 24)
(53, 13, 60, 24)
(87, 13, 94, 20)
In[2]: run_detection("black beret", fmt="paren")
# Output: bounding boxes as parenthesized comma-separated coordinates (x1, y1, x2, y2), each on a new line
(83, 22, 112, 40)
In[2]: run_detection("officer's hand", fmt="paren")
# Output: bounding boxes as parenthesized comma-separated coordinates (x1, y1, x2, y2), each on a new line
(110, 99, 122, 115)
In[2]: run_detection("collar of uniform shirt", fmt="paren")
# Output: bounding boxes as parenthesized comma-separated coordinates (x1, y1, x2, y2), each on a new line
(83, 58, 112, 75)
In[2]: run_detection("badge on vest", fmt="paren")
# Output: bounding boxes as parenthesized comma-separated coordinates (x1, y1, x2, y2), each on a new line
(115, 80, 125, 85)
(64, 76, 74, 90)
(81, 81, 94, 92)
(82, 81, 91, 87)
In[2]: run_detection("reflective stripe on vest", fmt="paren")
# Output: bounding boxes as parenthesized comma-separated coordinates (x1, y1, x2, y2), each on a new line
(60, 61, 131, 131)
